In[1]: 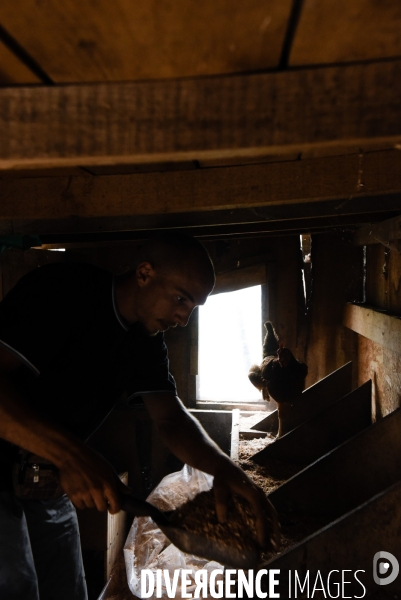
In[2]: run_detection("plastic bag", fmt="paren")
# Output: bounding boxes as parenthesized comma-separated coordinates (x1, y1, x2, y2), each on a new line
(124, 465, 224, 599)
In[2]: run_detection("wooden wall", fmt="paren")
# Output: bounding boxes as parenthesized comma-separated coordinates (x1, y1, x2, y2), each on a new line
(354, 244, 401, 419)
(366, 244, 401, 313)
(303, 234, 362, 389)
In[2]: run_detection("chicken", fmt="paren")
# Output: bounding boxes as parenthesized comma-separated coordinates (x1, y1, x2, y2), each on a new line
(248, 321, 308, 405)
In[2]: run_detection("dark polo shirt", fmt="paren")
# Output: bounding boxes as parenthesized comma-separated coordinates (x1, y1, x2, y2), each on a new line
(0, 262, 176, 486)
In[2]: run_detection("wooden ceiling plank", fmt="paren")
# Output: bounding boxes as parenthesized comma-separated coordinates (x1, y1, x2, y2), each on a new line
(36, 213, 395, 245)
(0, 0, 292, 82)
(0, 39, 40, 84)
(290, 0, 401, 66)
(8, 193, 401, 237)
(0, 150, 400, 221)
(1, 59, 401, 169)
(354, 215, 401, 246)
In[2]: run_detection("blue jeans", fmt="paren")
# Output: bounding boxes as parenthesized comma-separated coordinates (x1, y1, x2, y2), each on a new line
(0, 490, 88, 600)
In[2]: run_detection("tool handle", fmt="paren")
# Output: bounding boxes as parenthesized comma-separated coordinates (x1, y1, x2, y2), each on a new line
(120, 495, 170, 525)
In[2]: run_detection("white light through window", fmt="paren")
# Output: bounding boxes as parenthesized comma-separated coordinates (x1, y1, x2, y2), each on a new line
(197, 285, 262, 402)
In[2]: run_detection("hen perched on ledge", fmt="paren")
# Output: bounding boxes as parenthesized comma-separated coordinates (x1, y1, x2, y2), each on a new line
(248, 321, 308, 404)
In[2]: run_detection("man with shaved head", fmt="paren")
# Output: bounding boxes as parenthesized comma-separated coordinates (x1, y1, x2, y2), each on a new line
(0, 233, 278, 600)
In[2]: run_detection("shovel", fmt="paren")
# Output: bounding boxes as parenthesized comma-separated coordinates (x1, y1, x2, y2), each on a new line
(120, 494, 259, 569)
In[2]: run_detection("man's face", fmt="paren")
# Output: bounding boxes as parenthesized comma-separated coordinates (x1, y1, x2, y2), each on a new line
(135, 263, 212, 335)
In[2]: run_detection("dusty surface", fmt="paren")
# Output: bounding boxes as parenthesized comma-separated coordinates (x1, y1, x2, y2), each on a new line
(170, 489, 258, 553)
(236, 438, 325, 561)
(239, 410, 270, 430)
(237, 436, 300, 494)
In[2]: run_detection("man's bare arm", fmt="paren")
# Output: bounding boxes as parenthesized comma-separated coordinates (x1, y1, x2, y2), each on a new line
(0, 347, 128, 513)
(142, 392, 280, 549)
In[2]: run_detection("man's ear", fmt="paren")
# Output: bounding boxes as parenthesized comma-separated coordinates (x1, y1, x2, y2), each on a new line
(136, 261, 155, 287)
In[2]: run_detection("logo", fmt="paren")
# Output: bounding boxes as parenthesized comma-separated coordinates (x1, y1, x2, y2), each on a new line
(373, 551, 399, 585)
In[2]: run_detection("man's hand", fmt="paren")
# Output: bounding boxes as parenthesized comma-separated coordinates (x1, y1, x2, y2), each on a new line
(57, 447, 131, 514)
(213, 459, 280, 551)
(142, 393, 280, 550)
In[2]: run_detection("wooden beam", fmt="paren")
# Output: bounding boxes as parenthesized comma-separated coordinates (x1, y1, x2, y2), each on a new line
(0, 0, 293, 82)
(34, 212, 396, 245)
(212, 264, 266, 295)
(290, 0, 401, 66)
(344, 303, 401, 355)
(354, 214, 401, 246)
(0, 38, 40, 84)
(1, 60, 401, 168)
(1, 193, 400, 238)
(0, 151, 400, 222)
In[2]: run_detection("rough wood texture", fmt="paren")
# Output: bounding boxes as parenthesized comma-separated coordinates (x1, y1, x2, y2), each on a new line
(270, 408, 401, 521)
(0, 39, 40, 84)
(0, 0, 292, 82)
(1, 60, 401, 168)
(290, 0, 401, 65)
(344, 304, 401, 356)
(358, 336, 401, 422)
(365, 244, 401, 314)
(252, 381, 372, 466)
(106, 472, 128, 580)
(230, 409, 240, 461)
(3, 193, 400, 239)
(302, 235, 362, 390)
(268, 479, 401, 596)
(1, 151, 400, 221)
(354, 214, 401, 246)
(253, 362, 353, 435)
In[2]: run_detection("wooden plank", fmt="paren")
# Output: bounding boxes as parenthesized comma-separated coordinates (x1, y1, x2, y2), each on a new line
(0, 39, 40, 84)
(0, 0, 292, 82)
(1, 151, 401, 220)
(212, 264, 266, 295)
(11, 215, 399, 244)
(267, 480, 401, 596)
(252, 381, 372, 465)
(270, 408, 401, 521)
(189, 410, 232, 456)
(344, 303, 401, 355)
(251, 410, 279, 433)
(276, 361, 354, 436)
(230, 409, 240, 462)
(7, 192, 400, 239)
(0, 60, 401, 168)
(252, 362, 353, 434)
(290, 0, 401, 65)
(239, 430, 267, 440)
(106, 472, 128, 580)
(354, 214, 401, 246)
(197, 401, 267, 411)
(364, 244, 401, 318)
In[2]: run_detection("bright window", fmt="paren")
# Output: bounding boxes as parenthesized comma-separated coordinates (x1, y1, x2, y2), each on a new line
(197, 285, 262, 402)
